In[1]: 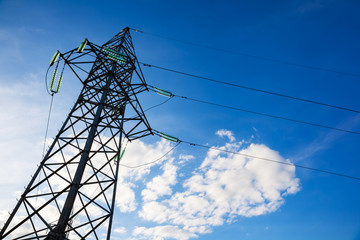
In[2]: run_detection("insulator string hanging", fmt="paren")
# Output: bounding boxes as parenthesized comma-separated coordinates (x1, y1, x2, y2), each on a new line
(77, 39, 88, 53)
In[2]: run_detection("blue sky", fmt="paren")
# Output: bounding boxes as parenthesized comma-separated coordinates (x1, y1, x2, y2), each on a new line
(0, 0, 359, 239)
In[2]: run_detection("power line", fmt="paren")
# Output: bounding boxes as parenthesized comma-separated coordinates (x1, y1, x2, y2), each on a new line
(130, 97, 173, 120)
(150, 129, 360, 180)
(178, 139, 360, 181)
(131, 28, 360, 78)
(142, 97, 173, 114)
(42, 94, 55, 157)
(146, 85, 360, 135)
(172, 94, 360, 136)
(141, 63, 360, 114)
(119, 142, 180, 168)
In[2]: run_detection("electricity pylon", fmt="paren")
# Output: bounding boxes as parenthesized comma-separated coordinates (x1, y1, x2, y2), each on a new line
(0, 27, 152, 239)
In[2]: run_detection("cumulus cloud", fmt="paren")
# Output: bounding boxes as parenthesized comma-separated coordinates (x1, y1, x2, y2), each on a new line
(178, 154, 195, 164)
(141, 161, 177, 201)
(133, 225, 197, 240)
(216, 129, 236, 142)
(114, 226, 127, 234)
(116, 181, 137, 212)
(115, 139, 175, 212)
(119, 139, 174, 180)
(137, 132, 300, 239)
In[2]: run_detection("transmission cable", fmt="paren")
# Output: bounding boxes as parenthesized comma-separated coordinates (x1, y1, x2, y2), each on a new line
(36, 66, 57, 227)
(177, 139, 360, 181)
(42, 94, 55, 157)
(142, 96, 174, 114)
(141, 63, 360, 114)
(43, 65, 57, 156)
(150, 128, 360, 181)
(131, 28, 360, 78)
(119, 141, 180, 168)
(43, 55, 67, 156)
(129, 96, 174, 120)
(146, 85, 360, 136)
(174, 94, 360, 135)
(45, 66, 52, 96)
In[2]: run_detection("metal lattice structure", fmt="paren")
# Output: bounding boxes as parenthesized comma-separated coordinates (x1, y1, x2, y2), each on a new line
(0, 27, 152, 239)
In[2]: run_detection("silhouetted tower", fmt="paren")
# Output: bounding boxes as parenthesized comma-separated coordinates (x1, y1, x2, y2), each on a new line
(0, 27, 152, 239)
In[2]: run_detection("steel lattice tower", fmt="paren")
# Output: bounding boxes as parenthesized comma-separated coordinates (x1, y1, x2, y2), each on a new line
(0, 27, 152, 239)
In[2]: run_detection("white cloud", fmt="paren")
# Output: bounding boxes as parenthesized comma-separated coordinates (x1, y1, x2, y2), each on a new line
(115, 139, 176, 213)
(141, 161, 177, 201)
(216, 129, 235, 142)
(119, 139, 174, 180)
(116, 181, 137, 212)
(133, 225, 197, 240)
(179, 155, 194, 161)
(137, 137, 300, 239)
(178, 154, 195, 164)
(114, 226, 127, 234)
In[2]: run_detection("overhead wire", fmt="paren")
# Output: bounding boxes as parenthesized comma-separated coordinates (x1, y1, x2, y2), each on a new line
(45, 66, 52, 96)
(128, 94, 174, 120)
(141, 63, 360, 114)
(42, 94, 55, 157)
(132, 29, 360, 180)
(172, 94, 360, 135)
(177, 139, 360, 181)
(142, 96, 174, 114)
(119, 141, 180, 168)
(146, 84, 360, 135)
(145, 83, 360, 180)
(36, 65, 57, 227)
(43, 60, 60, 156)
(147, 128, 360, 181)
(43, 58, 62, 156)
(131, 28, 360, 78)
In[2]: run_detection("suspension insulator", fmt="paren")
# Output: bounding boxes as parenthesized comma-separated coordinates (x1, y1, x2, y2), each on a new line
(49, 69, 57, 92)
(49, 51, 60, 66)
(55, 75, 63, 93)
(154, 87, 173, 97)
(159, 132, 179, 143)
(77, 39, 88, 53)
(113, 150, 125, 163)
